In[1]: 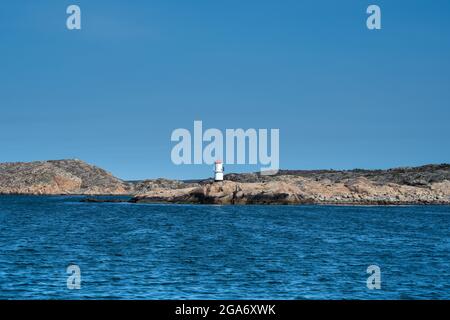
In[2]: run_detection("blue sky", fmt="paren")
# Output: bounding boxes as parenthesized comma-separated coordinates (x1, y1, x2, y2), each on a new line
(0, 0, 449, 180)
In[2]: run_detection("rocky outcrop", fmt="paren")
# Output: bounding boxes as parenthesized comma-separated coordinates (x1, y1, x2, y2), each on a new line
(224, 164, 450, 186)
(0, 159, 198, 196)
(1, 160, 449, 204)
(132, 178, 200, 194)
(0, 159, 130, 195)
(131, 165, 450, 205)
(131, 181, 306, 205)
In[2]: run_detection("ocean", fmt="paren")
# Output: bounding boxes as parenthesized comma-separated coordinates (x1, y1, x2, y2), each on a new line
(0, 196, 449, 299)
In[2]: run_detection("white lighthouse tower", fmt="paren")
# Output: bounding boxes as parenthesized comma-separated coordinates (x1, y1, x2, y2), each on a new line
(214, 160, 224, 181)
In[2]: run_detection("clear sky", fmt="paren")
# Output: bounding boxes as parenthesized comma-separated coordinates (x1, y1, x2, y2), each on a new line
(0, 0, 449, 180)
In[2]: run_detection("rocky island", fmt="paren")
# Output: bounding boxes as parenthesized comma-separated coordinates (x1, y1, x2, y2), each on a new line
(0, 159, 449, 205)
(131, 165, 450, 205)
(0, 159, 131, 195)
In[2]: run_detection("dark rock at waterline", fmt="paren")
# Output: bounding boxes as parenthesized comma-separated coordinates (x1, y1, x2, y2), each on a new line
(80, 198, 130, 203)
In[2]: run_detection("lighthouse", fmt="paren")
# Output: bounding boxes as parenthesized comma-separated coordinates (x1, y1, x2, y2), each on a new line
(214, 160, 224, 181)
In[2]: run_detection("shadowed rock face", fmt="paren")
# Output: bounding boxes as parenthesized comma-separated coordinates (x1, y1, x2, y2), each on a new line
(0, 159, 130, 195)
(131, 181, 307, 205)
(131, 178, 199, 194)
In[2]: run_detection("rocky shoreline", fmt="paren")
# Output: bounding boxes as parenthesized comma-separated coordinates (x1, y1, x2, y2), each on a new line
(1, 159, 449, 205)
(129, 178, 450, 205)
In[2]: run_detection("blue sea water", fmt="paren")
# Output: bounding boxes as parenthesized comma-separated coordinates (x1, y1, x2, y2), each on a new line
(0, 196, 449, 300)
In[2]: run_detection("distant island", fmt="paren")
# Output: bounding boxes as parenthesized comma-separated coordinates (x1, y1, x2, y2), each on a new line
(0, 159, 449, 205)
